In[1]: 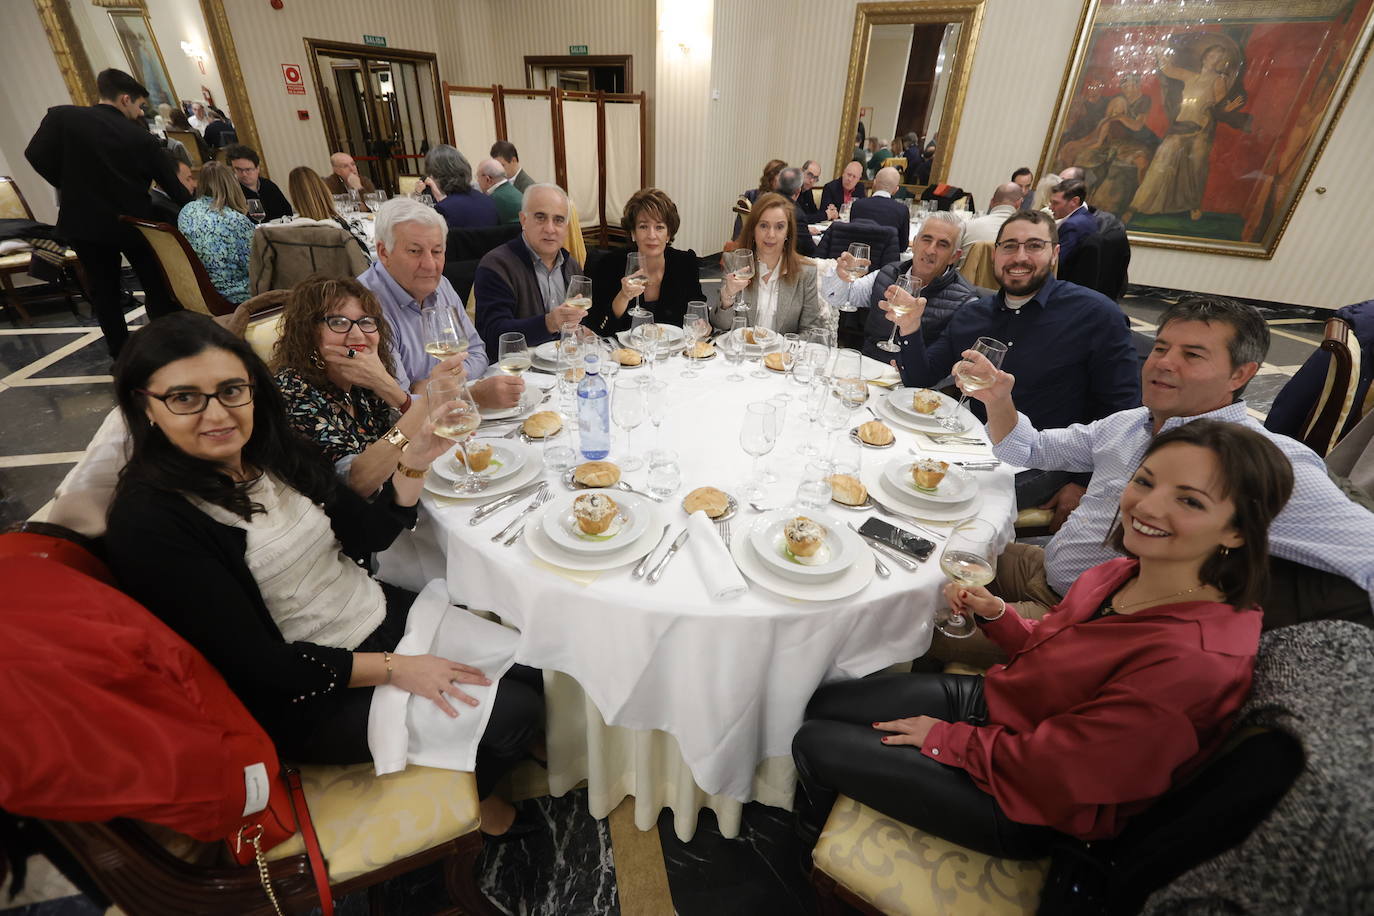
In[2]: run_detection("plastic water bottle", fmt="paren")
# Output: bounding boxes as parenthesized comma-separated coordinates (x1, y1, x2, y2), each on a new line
(577, 354, 610, 459)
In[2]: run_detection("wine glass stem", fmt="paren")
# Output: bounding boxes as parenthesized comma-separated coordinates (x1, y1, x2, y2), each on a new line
(458, 437, 474, 484)
(946, 394, 969, 428)
(886, 323, 900, 349)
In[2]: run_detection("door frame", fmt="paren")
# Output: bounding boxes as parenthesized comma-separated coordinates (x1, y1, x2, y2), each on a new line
(524, 54, 633, 93)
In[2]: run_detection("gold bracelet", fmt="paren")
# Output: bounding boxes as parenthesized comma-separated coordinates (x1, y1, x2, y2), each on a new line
(395, 461, 427, 479)
(383, 651, 394, 683)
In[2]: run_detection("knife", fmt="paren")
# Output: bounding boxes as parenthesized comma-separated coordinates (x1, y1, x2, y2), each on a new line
(848, 523, 920, 571)
(647, 529, 690, 583)
(491, 483, 548, 543)
(469, 482, 543, 525)
(632, 525, 673, 579)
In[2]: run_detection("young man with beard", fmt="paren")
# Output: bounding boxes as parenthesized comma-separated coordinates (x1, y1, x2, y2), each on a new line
(879, 209, 1139, 511)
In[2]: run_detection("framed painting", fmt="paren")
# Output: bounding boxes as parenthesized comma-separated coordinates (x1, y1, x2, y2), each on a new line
(107, 9, 179, 111)
(1039, 0, 1374, 258)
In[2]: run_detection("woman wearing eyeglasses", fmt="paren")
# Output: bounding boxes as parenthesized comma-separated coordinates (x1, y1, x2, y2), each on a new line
(272, 275, 465, 497)
(105, 311, 545, 839)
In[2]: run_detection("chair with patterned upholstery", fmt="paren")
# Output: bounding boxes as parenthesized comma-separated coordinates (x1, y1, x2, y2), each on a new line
(0, 175, 87, 325)
(4, 524, 497, 916)
(397, 175, 423, 197)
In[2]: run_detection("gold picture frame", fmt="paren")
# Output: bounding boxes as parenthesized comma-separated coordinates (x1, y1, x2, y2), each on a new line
(107, 8, 177, 110)
(1038, 0, 1374, 259)
(833, 1, 986, 184)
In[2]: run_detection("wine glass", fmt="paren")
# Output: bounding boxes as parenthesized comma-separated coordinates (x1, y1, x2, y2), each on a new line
(421, 304, 469, 365)
(625, 253, 649, 318)
(799, 375, 829, 457)
(497, 332, 531, 411)
(643, 378, 669, 448)
(839, 243, 870, 313)
(564, 275, 593, 317)
(246, 199, 266, 224)
(832, 348, 868, 412)
(878, 273, 920, 354)
(750, 329, 776, 379)
(816, 382, 853, 465)
(612, 378, 647, 471)
(802, 327, 833, 381)
(723, 314, 748, 382)
(938, 518, 999, 638)
(739, 401, 778, 502)
(427, 376, 485, 493)
(943, 336, 1008, 430)
(416, 193, 435, 207)
(726, 249, 755, 318)
(681, 301, 711, 380)
(629, 318, 659, 374)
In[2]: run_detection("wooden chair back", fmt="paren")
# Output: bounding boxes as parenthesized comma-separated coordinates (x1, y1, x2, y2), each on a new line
(0, 176, 35, 220)
(120, 217, 236, 317)
(397, 175, 423, 197)
(1300, 317, 1361, 456)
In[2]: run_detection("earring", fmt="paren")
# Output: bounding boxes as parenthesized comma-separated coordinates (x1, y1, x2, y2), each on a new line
(1218, 546, 1230, 556)
(310, 351, 326, 369)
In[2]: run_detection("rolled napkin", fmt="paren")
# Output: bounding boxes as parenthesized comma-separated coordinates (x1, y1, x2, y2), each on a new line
(686, 509, 748, 600)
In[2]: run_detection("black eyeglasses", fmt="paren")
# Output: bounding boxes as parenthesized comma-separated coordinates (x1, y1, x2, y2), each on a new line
(139, 383, 255, 415)
(995, 239, 1052, 255)
(322, 315, 380, 333)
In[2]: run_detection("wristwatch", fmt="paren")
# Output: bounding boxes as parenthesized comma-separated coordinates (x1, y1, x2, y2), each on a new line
(382, 426, 409, 450)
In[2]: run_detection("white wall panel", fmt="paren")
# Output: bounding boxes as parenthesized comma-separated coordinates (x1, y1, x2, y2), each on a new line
(562, 99, 601, 226)
(0, 2, 73, 226)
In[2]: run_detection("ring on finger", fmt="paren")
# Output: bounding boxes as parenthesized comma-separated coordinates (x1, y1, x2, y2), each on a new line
(346, 349, 356, 359)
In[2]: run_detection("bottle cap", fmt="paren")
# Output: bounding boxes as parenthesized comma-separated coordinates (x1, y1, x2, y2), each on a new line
(583, 353, 600, 373)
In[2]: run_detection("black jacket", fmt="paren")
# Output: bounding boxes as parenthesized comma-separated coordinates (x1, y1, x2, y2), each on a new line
(106, 476, 416, 756)
(242, 177, 294, 221)
(24, 103, 191, 243)
(814, 219, 902, 273)
(818, 177, 866, 215)
(849, 195, 910, 250)
(861, 263, 982, 360)
(588, 245, 705, 334)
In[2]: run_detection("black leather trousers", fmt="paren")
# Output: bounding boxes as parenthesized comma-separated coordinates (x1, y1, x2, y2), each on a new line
(792, 672, 1056, 859)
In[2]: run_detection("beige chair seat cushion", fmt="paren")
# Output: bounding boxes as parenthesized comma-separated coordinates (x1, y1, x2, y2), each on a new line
(814, 795, 1049, 915)
(244, 312, 284, 365)
(265, 762, 481, 885)
(0, 252, 32, 270)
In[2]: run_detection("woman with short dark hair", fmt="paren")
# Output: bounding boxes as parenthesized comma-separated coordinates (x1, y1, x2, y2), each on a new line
(588, 188, 704, 333)
(792, 420, 1294, 857)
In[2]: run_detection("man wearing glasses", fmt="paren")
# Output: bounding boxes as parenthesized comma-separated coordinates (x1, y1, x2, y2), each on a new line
(881, 209, 1139, 514)
(225, 144, 293, 221)
(796, 160, 826, 223)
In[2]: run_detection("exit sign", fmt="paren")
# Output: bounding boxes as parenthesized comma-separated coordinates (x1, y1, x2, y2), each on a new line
(363, 34, 387, 47)
(569, 45, 588, 55)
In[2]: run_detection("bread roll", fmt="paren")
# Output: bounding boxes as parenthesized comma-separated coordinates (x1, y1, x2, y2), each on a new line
(687, 341, 715, 358)
(682, 486, 730, 518)
(763, 351, 791, 371)
(826, 474, 867, 506)
(856, 420, 894, 446)
(574, 460, 621, 488)
(612, 347, 642, 366)
(522, 411, 562, 438)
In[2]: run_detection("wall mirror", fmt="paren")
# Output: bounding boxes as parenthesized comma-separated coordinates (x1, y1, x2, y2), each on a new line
(834, 1, 985, 188)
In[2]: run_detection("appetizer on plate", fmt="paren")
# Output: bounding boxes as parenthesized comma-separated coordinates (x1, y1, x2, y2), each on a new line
(573, 492, 618, 535)
(784, 516, 825, 558)
(912, 458, 949, 492)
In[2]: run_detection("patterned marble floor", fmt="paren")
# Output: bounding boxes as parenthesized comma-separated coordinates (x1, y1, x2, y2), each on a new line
(0, 275, 1327, 914)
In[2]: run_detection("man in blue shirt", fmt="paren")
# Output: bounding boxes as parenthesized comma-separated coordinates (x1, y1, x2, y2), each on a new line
(880, 209, 1140, 510)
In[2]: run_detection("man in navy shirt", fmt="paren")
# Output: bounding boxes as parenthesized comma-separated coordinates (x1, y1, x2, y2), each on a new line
(879, 209, 1140, 515)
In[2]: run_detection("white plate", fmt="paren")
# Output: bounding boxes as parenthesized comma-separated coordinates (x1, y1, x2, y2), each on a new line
(729, 518, 874, 601)
(886, 387, 958, 426)
(542, 488, 651, 554)
(858, 463, 985, 523)
(617, 325, 685, 348)
(881, 458, 978, 504)
(523, 502, 663, 570)
(871, 392, 980, 440)
(533, 340, 562, 365)
(478, 381, 556, 421)
(430, 441, 525, 485)
(748, 510, 857, 582)
(423, 444, 543, 501)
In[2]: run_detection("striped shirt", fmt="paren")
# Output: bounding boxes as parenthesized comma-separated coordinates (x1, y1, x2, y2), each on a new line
(993, 401, 1374, 601)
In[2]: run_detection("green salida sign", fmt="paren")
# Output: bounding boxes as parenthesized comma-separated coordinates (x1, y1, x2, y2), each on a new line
(569, 45, 588, 55)
(363, 35, 387, 47)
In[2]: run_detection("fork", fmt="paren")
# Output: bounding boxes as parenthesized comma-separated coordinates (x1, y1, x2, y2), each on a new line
(502, 488, 552, 546)
(716, 517, 732, 547)
(492, 483, 549, 543)
(919, 430, 985, 446)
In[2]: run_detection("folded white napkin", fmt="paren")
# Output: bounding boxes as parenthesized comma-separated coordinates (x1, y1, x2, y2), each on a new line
(368, 579, 519, 775)
(686, 510, 748, 600)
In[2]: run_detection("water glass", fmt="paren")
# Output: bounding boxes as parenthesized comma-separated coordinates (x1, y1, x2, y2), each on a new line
(647, 448, 682, 498)
(544, 433, 578, 474)
(829, 437, 861, 478)
(796, 461, 833, 511)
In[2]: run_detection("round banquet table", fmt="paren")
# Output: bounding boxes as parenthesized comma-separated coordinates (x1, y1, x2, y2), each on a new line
(387, 345, 1018, 840)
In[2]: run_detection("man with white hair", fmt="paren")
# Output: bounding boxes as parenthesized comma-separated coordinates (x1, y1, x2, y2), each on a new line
(476, 157, 521, 224)
(474, 183, 585, 351)
(357, 197, 523, 408)
(849, 166, 910, 245)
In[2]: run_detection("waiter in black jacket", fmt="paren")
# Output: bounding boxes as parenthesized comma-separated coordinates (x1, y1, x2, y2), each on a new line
(25, 69, 191, 358)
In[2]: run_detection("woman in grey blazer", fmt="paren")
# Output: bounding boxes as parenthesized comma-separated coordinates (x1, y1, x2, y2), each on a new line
(715, 192, 823, 335)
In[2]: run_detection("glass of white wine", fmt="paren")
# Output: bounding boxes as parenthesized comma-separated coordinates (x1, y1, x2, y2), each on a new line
(937, 518, 999, 638)
(564, 275, 593, 317)
(497, 332, 532, 411)
(427, 376, 485, 493)
(943, 336, 1008, 430)
(877, 273, 920, 353)
(840, 243, 869, 313)
(421, 304, 470, 365)
(726, 249, 755, 318)
(625, 253, 650, 319)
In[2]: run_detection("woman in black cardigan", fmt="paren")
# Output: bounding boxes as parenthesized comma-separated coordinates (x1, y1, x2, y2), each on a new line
(588, 188, 705, 334)
(104, 312, 542, 838)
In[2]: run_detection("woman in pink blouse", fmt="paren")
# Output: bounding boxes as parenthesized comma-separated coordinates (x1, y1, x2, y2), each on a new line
(792, 420, 1293, 856)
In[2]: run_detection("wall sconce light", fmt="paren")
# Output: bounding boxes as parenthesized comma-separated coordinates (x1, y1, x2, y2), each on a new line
(181, 40, 208, 73)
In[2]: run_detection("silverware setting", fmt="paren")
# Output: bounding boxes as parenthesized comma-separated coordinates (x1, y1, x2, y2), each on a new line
(916, 430, 985, 446)
(716, 517, 732, 547)
(847, 523, 920, 571)
(906, 447, 997, 467)
(501, 487, 553, 547)
(647, 529, 690, 583)
(632, 525, 673, 579)
(492, 483, 549, 544)
(469, 481, 543, 525)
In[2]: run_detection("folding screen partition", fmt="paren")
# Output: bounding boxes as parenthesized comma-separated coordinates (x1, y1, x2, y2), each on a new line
(442, 84, 647, 247)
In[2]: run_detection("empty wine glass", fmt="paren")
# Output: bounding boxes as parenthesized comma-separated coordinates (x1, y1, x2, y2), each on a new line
(938, 518, 999, 638)
(723, 314, 748, 382)
(421, 304, 469, 365)
(612, 378, 647, 471)
(839, 243, 870, 313)
(816, 382, 853, 465)
(799, 375, 829, 457)
(625, 253, 649, 318)
(427, 376, 485, 493)
(643, 378, 669, 448)
(681, 301, 711, 379)
(943, 336, 1008, 430)
(246, 199, 266, 224)
(739, 401, 778, 502)
(832, 348, 868, 412)
(750, 329, 776, 379)
(416, 193, 435, 207)
(629, 319, 659, 374)
(878, 274, 920, 354)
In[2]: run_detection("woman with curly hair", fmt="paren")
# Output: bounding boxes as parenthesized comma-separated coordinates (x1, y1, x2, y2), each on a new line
(272, 275, 465, 496)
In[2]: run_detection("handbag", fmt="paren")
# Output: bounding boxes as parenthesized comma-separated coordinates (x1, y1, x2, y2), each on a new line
(228, 766, 333, 916)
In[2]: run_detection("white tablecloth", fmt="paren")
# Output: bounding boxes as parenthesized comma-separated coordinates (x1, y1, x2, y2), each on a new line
(388, 351, 1017, 836)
